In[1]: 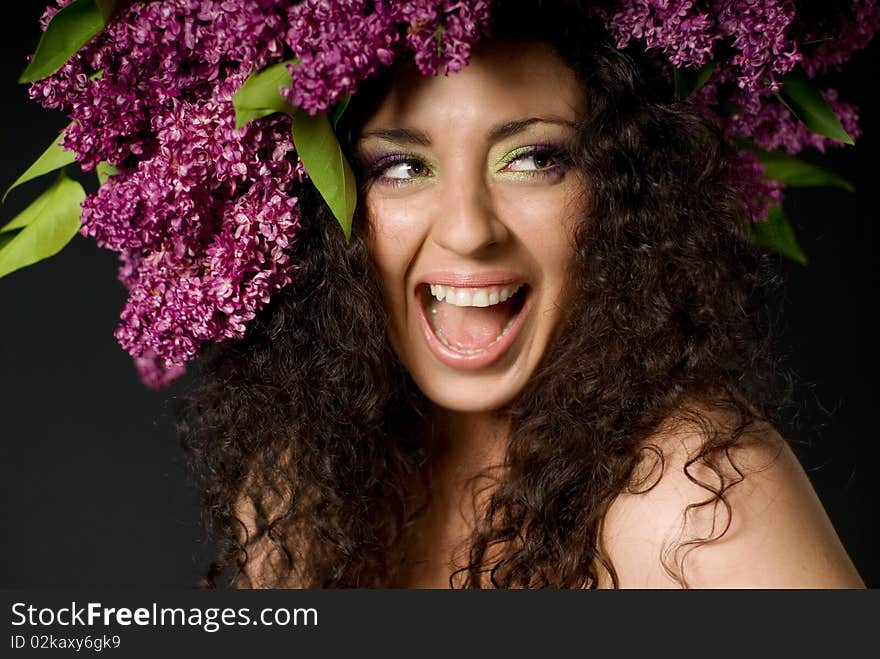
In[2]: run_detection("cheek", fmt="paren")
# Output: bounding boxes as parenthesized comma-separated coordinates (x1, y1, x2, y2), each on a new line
(497, 179, 583, 274)
(364, 196, 426, 330)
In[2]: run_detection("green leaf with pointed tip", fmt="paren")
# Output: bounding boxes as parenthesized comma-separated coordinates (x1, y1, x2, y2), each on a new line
(0, 171, 85, 279)
(232, 59, 298, 129)
(3, 127, 75, 203)
(674, 61, 717, 101)
(330, 95, 351, 130)
(750, 204, 808, 265)
(96, 161, 119, 186)
(19, 0, 117, 83)
(778, 73, 855, 146)
(291, 112, 357, 242)
(755, 149, 854, 192)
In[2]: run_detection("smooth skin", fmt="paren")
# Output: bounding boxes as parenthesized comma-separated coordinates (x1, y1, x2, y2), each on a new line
(596, 410, 865, 588)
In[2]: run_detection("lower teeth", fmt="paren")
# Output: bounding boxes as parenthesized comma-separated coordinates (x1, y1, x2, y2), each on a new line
(428, 307, 517, 355)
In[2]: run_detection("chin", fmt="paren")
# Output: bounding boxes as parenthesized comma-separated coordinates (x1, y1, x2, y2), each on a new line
(412, 373, 528, 414)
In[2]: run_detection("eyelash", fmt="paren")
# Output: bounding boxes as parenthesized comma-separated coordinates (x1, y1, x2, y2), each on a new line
(364, 145, 571, 188)
(365, 153, 429, 188)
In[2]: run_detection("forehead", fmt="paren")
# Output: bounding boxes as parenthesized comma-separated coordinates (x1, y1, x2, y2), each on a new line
(362, 41, 584, 132)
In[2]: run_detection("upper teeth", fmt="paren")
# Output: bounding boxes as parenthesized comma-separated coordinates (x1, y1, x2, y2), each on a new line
(428, 283, 523, 307)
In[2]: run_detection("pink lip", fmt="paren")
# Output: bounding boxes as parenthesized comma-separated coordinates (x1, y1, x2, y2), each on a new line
(415, 283, 530, 371)
(416, 271, 527, 290)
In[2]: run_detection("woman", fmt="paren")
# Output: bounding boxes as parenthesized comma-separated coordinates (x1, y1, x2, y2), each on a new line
(176, 4, 866, 588)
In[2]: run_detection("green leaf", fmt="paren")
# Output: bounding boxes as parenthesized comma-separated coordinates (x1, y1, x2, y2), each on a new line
(291, 112, 357, 242)
(232, 59, 298, 129)
(3, 127, 75, 203)
(778, 73, 855, 146)
(755, 149, 854, 192)
(1, 171, 81, 235)
(0, 171, 85, 279)
(19, 0, 117, 83)
(96, 161, 119, 186)
(674, 61, 717, 101)
(330, 95, 351, 130)
(750, 204, 808, 265)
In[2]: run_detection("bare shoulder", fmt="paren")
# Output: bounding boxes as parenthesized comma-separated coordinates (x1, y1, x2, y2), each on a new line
(595, 405, 865, 589)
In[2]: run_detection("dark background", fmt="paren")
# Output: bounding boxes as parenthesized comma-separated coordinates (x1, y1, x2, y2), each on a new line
(0, 4, 876, 588)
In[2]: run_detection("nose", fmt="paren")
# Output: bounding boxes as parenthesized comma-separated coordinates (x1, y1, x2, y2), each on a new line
(430, 176, 509, 257)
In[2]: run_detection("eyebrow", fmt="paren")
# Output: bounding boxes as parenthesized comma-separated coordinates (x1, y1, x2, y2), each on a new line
(358, 116, 576, 147)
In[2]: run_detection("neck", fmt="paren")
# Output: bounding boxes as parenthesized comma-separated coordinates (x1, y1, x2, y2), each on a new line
(424, 405, 510, 510)
(393, 406, 511, 586)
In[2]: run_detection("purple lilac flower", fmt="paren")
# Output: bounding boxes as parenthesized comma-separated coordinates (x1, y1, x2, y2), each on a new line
(599, 1, 805, 93)
(709, 0, 801, 94)
(37, 0, 74, 30)
(30, 0, 302, 386)
(114, 183, 301, 386)
(796, 0, 880, 77)
(396, 0, 493, 75)
(282, 0, 403, 115)
(32, 0, 291, 171)
(134, 351, 188, 390)
(282, 0, 492, 115)
(728, 88, 862, 154)
(601, 0, 717, 68)
(735, 150, 784, 223)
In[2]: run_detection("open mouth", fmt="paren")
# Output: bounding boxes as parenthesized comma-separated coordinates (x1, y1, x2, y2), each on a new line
(417, 282, 529, 358)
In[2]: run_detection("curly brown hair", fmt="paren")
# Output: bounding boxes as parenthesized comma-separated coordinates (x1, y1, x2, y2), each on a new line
(176, 1, 795, 589)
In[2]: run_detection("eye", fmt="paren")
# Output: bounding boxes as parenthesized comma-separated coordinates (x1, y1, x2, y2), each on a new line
(363, 154, 434, 188)
(382, 159, 429, 180)
(506, 151, 557, 172)
(499, 145, 570, 177)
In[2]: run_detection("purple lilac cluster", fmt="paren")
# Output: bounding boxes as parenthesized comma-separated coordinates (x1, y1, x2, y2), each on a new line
(601, 0, 800, 93)
(797, 0, 880, 77)
(602, 0, 717, 68)
(712, 0, 873, 220)
(710, 0, 800, 94)
(729, 87, 862, 155)
(24, 0, 878, 385)
(599, 0, 877, 221)
(283, 0, 492, 115)
(30, 0, 304, 387)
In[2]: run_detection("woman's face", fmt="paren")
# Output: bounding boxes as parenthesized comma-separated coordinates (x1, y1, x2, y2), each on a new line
(357, 41, 587, 413)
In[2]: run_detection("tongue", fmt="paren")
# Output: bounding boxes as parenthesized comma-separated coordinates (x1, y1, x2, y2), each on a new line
(431, 297, 516, 351)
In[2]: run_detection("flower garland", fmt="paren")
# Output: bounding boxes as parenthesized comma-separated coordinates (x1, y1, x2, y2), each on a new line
(1, 0, 876, 387)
